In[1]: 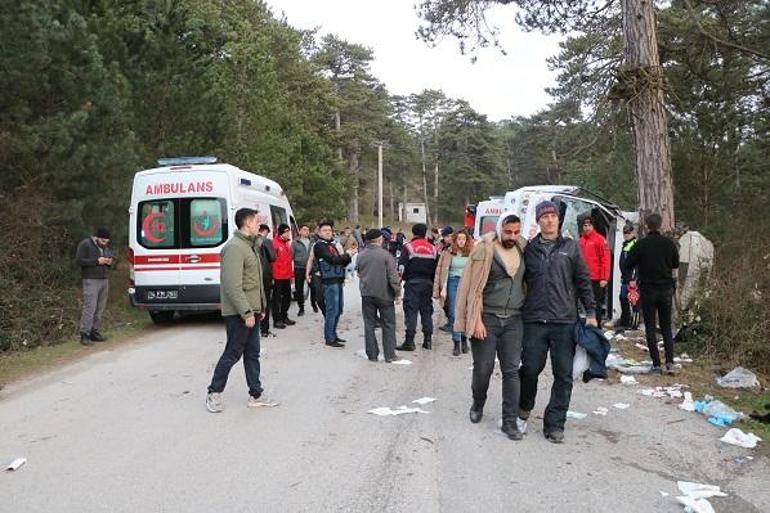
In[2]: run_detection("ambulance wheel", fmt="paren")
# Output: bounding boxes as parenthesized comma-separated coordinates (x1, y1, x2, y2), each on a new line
(149, 310, 175, 324)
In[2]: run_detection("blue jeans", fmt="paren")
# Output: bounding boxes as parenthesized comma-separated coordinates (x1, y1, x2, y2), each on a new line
(446, 275, 462, 342)
(323, 282, 344, 343)
(208, 315, 262, 398)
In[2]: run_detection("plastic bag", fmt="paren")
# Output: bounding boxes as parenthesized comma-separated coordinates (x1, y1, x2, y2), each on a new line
(716, 366, 760, 389)
(572, 345, 589, 381)
(694, 400, 744, 425)
(720, 428, 762, 448)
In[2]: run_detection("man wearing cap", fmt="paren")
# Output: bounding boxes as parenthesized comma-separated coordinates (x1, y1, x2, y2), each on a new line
(76, 227, 114, 345)
(617, 223, 639, 329)
(271, 223, 295, 330)
(518, 201, 597, 443)
(356, 229, 402, 362)
(256, 224, 276, 337)
(577, 213, 611, 325)
(314, 220, 356, 348)
(396, 223, 439, 351)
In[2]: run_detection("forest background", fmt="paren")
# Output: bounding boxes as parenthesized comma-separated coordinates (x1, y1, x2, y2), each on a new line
(0, 0, 767, 373)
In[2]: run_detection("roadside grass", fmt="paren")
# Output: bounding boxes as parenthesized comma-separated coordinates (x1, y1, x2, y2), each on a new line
(612, 334, 770, 450)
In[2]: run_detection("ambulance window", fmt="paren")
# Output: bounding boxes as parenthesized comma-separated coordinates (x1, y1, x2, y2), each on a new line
(188, 198, 227, 247)
(270, 205, 288, 233)
(553, 196, 594, 240)
(138, 200, 176, 248)
(479, 216, 499, 236)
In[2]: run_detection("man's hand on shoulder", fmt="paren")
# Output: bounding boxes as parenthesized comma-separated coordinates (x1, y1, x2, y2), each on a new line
(585, 317, 598, 328)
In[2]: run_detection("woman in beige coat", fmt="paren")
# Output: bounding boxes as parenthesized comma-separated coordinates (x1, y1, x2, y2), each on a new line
(433, 230, 473, 355)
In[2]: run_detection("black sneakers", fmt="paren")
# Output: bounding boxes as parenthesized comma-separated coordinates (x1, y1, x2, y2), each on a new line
(501, 424, 523, 441)
(89, 330, 107, 342)
(544, 430, 565, 444)
(396, 340, 416, 351)
(80, 333, 94, 346)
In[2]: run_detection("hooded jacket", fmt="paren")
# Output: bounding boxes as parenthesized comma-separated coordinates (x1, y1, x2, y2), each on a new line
(578, 228, 610, 282)
(271, 235, 294, 280)
(454, 214, 527, 335)
(220, 231, 266, 319)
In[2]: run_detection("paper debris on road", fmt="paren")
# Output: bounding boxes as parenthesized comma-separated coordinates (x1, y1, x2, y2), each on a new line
(679, 391, 696, 412)
(368, 406, 429, 416)
(660, 491, 670, 497)
(720, 428, 762, 448)
(391, 359, 413, 365)
(5, 457, 26, 471)
(716, 366, 760, 389)
(411, 397, 437, 406)
(620, 375, 638, 385)
(567, 410, 587, 419)
(613, 403, 630, 409)
(593, 407, 609, 416)
(676, 496, 716, 513)
(603, 330, 614, 340)
(677, 481, 727, 500)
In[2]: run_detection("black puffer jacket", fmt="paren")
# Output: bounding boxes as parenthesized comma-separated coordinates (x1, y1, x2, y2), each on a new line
(522, 234, 596, 324)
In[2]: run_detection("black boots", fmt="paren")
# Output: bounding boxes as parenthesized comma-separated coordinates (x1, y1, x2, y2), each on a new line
(89, 330, 107, 342)
(396, 338, 416, 351)
(452, 341, 461, 356)
(422, 336, 432, 350)
(80, 333, 93, 346)
(461, 336, 469, 354)
(469, 400, 484, 423)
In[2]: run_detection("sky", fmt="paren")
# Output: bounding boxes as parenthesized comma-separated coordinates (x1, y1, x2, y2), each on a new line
(265, 0, 563, 122)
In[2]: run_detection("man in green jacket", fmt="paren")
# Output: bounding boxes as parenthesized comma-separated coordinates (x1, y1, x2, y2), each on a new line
(206, 208, 278, 413)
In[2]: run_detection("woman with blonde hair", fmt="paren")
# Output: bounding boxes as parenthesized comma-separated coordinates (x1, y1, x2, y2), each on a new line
(434, 229, 474, 355)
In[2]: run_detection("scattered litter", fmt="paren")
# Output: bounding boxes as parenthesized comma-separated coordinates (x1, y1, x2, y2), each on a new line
(572, 345, 590, 381)
(354, 350, 411, 365)
(391, 359, 413, 366)
(674, 353, 693, 363)
(694, 400, 744, 426)
(677, 481, 727, 500)
(603, 330, 614, 340)
(614, 334, 627, 341)
(567, 410, 587, 419)
(634, 342, 649, 352)
(593, 407, 609, 416)
(620, 375, 638, 386)
(679, 392, 696, 412)
(5, 457, 26, 471)
(720, 428, 762, 449)
(613, 403, 630, 409)
(716, 366, 760, 389)
(660, 491, 670, 497)
(676, 496, 716, 513)
(411, 397, 437, 406)
(368, 406, 429, 416)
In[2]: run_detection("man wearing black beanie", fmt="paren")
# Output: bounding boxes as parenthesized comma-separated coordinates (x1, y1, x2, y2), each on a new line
(396, 223, 438, 351)
(75, 227, 114, 345)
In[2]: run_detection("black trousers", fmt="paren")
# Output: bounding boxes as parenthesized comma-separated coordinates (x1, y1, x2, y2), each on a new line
(208, 315, 262, 398)
(294, 268, 306, 310)
(311, 274, 324, 314)
(592, 281, 606, 325)
(260, 278, 273, 334)
(362, 296, 397, 361)
(519, 322, 575, 434)
(272, 279, 291, 323)
(403, 279, 434, 341)
(641, 285, 675, 367)
(471, 313, 523, 427)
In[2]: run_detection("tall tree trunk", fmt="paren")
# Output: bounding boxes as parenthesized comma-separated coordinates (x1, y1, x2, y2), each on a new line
(433, 160, 439, 225)
(622, 0, 675, 231)
(402, 168, 408, 222)
(420, 137, 430, 224)
(347, 141, 360, 222)
(389, 179, 395, 222)
(335, 110, 343, 161)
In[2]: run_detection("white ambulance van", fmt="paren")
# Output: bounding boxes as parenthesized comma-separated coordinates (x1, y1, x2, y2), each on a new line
(473, 196, 505, 238)
(501, 185, 631, 323)
(127, 157, 296, 323)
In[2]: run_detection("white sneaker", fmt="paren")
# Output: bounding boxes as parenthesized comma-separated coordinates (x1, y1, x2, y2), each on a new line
(206, 392, 223, 413)
(517, 417, 528, 434)
(247, 396, 279, 408)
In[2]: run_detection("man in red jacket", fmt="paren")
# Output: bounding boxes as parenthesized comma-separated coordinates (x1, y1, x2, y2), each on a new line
(271, 224, 295, 330)
(578, 214, 610, 324)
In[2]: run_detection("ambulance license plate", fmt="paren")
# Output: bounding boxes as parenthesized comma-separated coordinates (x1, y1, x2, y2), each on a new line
(147, 290, 178, 300)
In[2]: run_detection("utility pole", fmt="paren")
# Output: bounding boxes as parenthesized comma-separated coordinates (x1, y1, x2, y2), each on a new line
(378, 143, 384, 228)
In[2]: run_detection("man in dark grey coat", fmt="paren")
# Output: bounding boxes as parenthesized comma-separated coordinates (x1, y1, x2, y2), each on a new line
(518, 201, 597, 444)
(76, 227, 113, 345)
(356, 229, 401, 362)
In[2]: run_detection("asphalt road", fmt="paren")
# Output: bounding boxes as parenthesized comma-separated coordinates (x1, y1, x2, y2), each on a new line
(1, 282, 768, 513)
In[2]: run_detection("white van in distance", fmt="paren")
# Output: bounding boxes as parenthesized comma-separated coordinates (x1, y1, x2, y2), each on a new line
(127, 157, 296, 323)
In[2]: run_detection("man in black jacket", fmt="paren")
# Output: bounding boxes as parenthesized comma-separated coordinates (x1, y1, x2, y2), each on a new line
(518, 201, 596, 444)
(256, 224, 276, 337)
(314, 220, 355, 348)
(623, 213, 680, 375)
(76, 227, 113, 345)
(396, 223, 438, 351)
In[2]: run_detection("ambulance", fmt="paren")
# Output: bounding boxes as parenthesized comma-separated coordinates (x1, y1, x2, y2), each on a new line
(472, 196, 505, 238)
(127, 157, 296, 323)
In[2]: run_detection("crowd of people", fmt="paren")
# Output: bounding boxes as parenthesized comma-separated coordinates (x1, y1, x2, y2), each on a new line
(76, 203, 679, 444)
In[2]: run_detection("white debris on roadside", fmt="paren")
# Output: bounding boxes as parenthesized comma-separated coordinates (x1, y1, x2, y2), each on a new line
(613, 403, 630, 409)
(716, 366, 760, 389)
(620, 375, 638, 386)
(603, 330, 614, 340)
(368, 406, 429, 416)
(592, 407, 609, 416)
(660, 491, 670, 497)
(720, 428, 762, 449)
(679, 392, 696, 412)
(391, 359, 413, 366)
(567, 410, 587, 419)
(411, 397, 437, 406)
(5, 457, 26, 471)
(675, 481, 727, 513)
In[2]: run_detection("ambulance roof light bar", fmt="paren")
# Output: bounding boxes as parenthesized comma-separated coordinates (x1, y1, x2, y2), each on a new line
(157, 156, 218, 167)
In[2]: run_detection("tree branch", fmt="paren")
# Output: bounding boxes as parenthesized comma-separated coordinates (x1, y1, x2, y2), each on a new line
(683, 0, 770, 61)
